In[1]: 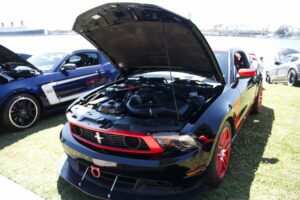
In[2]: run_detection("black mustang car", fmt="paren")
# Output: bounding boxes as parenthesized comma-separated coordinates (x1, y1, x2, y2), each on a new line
(58, 3, 262, 199)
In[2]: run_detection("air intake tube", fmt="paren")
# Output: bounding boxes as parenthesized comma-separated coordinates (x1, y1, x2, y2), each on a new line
(126, 94, 178, 117)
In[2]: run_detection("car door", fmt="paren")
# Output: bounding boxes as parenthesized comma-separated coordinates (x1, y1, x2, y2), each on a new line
(231, 50, 256, 125)
(41, 51, 116, 105)
(276, 55, 292, 81)
(268, 64, 278, 81)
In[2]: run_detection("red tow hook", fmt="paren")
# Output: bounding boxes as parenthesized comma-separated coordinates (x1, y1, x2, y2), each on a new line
(77, 165, 101, 187)
(90, 165, 119, 200)
(91, 165, 101, 178)
(198, 135, 215, 143)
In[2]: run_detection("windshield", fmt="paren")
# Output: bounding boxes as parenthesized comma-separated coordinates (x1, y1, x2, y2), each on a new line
(131, 71, 220, 86)
(28, 52, 68, 73)
(214, 51, 228, 83)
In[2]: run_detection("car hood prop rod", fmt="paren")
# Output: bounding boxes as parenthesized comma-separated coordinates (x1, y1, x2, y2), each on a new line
(160, 11, 180, 121)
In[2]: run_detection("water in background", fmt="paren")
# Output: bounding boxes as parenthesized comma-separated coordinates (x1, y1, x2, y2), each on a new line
(0, 34, 95, 55)
(206, 36, 300, 68)
(1, 34, 300, 68)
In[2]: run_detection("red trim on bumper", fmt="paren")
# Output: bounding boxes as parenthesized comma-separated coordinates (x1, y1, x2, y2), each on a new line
(69, 122, 164, 154)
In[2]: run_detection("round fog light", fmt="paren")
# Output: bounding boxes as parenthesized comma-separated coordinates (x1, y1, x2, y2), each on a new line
(123, 136, 141, 149)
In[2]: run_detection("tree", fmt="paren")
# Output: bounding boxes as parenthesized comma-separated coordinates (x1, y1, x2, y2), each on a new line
(275, 25, 291, 38)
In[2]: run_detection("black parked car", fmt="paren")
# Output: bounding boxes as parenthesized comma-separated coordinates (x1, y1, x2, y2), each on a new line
(58, 3, 262, 199)
(265, 53, 300, 86)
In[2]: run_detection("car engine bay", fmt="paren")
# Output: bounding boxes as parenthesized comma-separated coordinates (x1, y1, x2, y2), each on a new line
(69, 76, 221, 133)
(0, 62, 39, 84)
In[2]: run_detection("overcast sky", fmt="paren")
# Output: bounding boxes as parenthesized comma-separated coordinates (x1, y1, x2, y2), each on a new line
(0, 0, 299, 30)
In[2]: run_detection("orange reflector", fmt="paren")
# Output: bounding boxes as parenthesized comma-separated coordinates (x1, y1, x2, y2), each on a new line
(186, 165, 206, 176)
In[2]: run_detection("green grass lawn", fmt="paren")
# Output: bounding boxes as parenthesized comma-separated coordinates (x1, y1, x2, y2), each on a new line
(0, 84, 299, 200)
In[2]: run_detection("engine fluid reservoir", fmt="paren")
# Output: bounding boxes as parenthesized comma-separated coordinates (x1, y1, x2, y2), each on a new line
(98, 100, 125, 114)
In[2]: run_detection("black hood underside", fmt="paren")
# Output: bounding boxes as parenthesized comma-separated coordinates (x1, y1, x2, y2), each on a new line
(0, 45, 39, 71)
(73, 3, 224, 84)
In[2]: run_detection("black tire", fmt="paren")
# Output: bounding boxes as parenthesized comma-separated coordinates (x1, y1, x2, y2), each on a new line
(265, 73, 271, 84)
(204, 122, 232, 187)
(1, 93, 41, 131)
(252, 84, 263, 114)
(287, 69, 298, 86)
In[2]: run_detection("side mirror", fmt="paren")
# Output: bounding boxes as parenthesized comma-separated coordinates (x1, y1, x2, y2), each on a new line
(237, 68, 256, 79)
(61, 63, 76, 72)
(274, 61, 281, 65)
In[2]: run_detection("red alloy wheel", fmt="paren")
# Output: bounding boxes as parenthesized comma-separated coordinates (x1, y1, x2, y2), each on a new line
(216, 127, 231, 179)
(257, 85, 263, 112)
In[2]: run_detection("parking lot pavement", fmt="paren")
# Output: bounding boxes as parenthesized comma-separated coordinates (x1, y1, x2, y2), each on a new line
(0, 175, 43, 199)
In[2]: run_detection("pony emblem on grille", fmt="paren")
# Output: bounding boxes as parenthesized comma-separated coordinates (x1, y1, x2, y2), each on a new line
(94, 132, 104, 144)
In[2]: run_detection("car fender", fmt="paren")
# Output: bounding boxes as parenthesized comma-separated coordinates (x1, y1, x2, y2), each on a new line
(289, 66, 299, 73)
(0, 85, 43, 113)
(181, 86, 240, 165)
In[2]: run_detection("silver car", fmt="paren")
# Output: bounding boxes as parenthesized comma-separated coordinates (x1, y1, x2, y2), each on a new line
(265, 53, 300, 86)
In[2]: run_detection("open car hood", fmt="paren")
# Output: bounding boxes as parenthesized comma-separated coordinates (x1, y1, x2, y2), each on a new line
(73, 3, 225, 84)
(0, 45, 40, 72)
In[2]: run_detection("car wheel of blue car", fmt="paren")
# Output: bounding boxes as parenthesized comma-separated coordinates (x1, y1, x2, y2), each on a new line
(204, 121, 232, 187)
(1, 93, 41, 131)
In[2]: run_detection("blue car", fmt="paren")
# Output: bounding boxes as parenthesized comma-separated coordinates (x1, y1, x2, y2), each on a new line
(0, 45, 118, 130)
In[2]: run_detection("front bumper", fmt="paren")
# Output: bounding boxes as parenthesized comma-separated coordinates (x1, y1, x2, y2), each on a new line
(58, 123, 209, 199)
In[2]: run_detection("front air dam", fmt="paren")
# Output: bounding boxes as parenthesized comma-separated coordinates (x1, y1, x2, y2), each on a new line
(57, 155, 207, 200)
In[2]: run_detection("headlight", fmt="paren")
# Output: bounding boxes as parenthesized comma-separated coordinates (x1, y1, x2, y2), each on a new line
(153, 132, 198, 151)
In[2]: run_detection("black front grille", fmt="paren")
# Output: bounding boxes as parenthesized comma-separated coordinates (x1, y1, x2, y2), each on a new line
(71, 124, 150, 151)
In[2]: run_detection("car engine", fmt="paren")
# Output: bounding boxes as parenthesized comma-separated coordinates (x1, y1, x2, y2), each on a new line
(69, 76, 219, 133)
(95, 77, 212, 118)
(0, 62, 39, 84)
